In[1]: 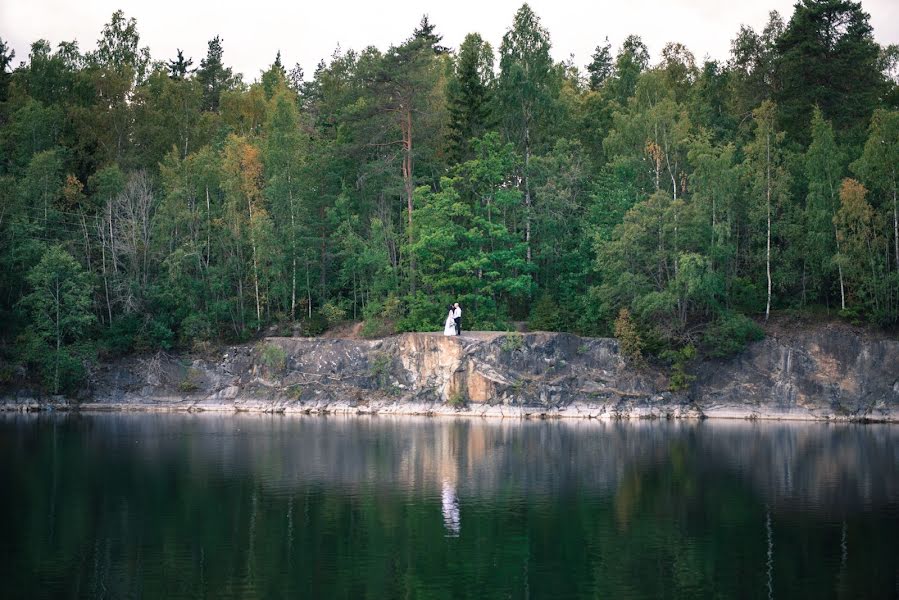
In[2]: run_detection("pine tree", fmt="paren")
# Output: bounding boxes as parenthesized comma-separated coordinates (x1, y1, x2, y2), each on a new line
(498, 3, 557, 263)
(167, 49, 193, 79)
(413, 15, 450, 55)
(447, 33, 495, 163)
(587, 39, 612, 91)
(775, 0, 885, 145)
(196, 36, 233, 112)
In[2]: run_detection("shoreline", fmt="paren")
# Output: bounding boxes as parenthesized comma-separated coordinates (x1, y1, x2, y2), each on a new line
(2, 326, 896, 424)
(2, 398, 896, 424)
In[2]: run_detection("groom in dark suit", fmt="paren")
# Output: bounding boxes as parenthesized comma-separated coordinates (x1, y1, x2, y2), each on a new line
(453, 303, 462, 336)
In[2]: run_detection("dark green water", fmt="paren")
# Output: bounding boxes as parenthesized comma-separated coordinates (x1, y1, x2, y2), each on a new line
(1, 414, 897, 599)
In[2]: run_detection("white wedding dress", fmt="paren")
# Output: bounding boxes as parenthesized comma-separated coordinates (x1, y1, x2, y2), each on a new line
(443, 311, 456, 336)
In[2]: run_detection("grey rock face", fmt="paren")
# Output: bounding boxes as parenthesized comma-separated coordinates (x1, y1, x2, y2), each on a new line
(2, 326, 897, 421)
(692, 325, 899, 421)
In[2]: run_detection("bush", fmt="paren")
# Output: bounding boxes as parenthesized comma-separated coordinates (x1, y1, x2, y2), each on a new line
(369, 352, 392, 389)
(320, 301, 347, 326)
(702, 312, 765, 358)
(662, 344, 696, 391)
(528, 293, 563, 331)
(501, 331, 524, 352)
(396, 291, 442, 332)
(614, 308, 644, 365)
(259, 343, 287, 372)
(448, 390, 466, 407)
(179, 313, 213, 347)
(301, 313, 328, 336)
(178, 366, 202, 393)
(361, 295, 402, 338)
(729, 278, 766, 314)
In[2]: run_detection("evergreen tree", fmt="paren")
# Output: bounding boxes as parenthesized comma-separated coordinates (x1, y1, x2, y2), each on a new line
(0, 37, 14, 102)
(413, 15, 450, 55)
(774, 0, 885, 145)
(587, 39, 613, 91)
(608, 35, 649, 106)
(196, 36, 234, 112)
(447, 33, 495, 163)
(498, 3, 558, 263)
(167, 49, 193, 79)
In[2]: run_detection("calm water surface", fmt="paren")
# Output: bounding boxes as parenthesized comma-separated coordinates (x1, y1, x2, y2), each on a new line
(1, 413, 897, 599)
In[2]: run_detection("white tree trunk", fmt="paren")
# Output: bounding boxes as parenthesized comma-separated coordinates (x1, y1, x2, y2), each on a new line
(765, 131, 772, 322)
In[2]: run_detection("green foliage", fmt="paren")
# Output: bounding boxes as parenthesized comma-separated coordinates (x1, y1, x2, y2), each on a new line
(528, 294, 563, 331)
(362, 295, 402, 339)
(18, 246, 95, 394)
(662, 344, 696, 391)
(500, 332, 525, 353)
(702, 313, 765, 358)
(301, 313, 328, 337)
(320, 302, 347, 326)
(259, 343, 287, 372)
(178, 367, 202, 393)
(0, 3, 896, 371)
(369, 352, 392, 390)
(447, 390, 466, 408)
(613, 309, 644, 365)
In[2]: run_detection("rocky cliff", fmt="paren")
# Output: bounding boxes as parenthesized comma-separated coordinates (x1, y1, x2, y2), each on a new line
(3, 324, 898, 421)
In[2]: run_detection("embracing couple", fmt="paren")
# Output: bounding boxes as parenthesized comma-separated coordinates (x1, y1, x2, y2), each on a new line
(443, 303, 462, 336)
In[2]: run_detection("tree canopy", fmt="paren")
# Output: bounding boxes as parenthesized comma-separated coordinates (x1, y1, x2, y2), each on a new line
(0, 5, 897, 392)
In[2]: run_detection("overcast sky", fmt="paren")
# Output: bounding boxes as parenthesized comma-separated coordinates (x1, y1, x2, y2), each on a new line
(3, 0, 898, 81)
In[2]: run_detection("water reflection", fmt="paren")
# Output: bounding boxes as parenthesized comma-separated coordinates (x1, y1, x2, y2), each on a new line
(4, 413, 891, 515)
(0, 413, 896, 599)
(441, 480, 460, 537)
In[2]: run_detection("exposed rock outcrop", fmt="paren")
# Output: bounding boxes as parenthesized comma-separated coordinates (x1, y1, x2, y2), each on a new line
(2, 325, 897, 421)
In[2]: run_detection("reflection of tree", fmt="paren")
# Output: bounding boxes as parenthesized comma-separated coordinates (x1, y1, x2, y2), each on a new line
(1, 414, 897, 598)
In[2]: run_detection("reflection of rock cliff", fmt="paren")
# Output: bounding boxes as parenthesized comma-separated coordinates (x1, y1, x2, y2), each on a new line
(4, 324, 899, 421)
(6, 413, 894, 517)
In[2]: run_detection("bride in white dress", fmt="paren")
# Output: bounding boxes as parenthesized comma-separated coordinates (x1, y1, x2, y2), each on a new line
(443, 305, 456, 336)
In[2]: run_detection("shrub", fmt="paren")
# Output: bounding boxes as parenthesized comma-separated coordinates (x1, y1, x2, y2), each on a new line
(369, 352, 392, 389)
(178, 367, 202, 393)
(301, 313, 328, 336)
(528, 293, 563, 331)
(361, 295, 402, 338)
(501, 332, 524, 352)
(662, 344, 696, 391)
(702, 312, 765, 358)
(320, 301, 347, 326)
(448, 390, 466, 407)
(259, 343, 287, 372)
(729, 278, 766, 314)
(179, 313, 213, 347)
(614, 308, 644, 365)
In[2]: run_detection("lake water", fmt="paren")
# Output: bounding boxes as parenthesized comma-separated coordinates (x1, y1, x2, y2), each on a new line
(1, 413, 897, 599)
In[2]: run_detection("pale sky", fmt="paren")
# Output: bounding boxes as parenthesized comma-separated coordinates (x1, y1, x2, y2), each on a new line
(3, 0, 898, 82)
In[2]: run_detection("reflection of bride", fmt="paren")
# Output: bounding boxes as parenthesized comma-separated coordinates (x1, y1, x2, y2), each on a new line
(442, 479, 460, 537)
(443, 305, 456, 336)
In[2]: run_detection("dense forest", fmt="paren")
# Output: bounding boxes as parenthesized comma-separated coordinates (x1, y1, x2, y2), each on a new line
(1, 1, 897, 393)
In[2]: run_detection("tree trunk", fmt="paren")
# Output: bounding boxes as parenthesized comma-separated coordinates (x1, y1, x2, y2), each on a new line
(524, 121, 532, 264)
(248, 198, 262, 327)
(54, 275, 61, 395)
(892, 169, 898, 273)
(205, 185, 211, 269)
(765, 131, 772, 322)
(288, 174, 297, 320)
(402, 107, 416, 293)
(97, 216, 113, 325)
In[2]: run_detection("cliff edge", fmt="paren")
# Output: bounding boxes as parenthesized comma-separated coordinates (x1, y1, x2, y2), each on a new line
(2, 324, 897, 421)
